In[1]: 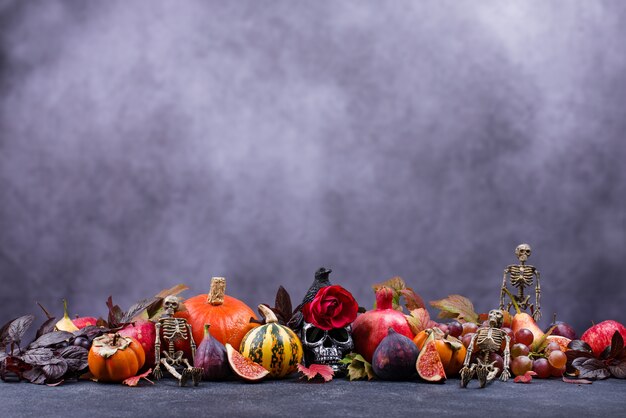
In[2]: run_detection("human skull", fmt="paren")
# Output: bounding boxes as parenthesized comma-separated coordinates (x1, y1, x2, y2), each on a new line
(488, 309, 504, 328)
(301, 321, 353, 373)
(163, 296, 180, 316)
(515, 243, 532, 262)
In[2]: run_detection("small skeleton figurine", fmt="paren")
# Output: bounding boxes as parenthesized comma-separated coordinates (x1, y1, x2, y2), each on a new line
(460, 309, 511, 388)
(500, 243, 541, 320)
(153, 295, 202, 386)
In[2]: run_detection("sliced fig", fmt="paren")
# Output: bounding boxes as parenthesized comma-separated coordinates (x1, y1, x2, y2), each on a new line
(416, 335, 446, 382)
(226, 343, 269, 382)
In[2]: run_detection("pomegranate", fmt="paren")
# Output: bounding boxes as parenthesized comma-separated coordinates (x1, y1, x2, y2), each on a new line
(351, 287, 414, 363)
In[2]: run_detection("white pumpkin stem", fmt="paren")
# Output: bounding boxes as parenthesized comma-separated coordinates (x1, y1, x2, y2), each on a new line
(207, 277, 226, 305)
(257, 304, 278, 323)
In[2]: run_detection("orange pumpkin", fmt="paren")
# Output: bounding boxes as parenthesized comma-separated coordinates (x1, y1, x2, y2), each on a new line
(88, 333, 145, 382)
(414, 328, 466, 376)
(177, 277, 258, 349)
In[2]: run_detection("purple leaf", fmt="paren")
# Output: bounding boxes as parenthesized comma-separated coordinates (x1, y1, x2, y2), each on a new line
(23, 367, 47, 384)
(29, 331, 73, 349)
(58, 346, 89, 372)
(1, 315, 35, 346)
(42, 359, 68, 380)
(572, 357, 611, 380)
(35, 317, 57, 340)
(21, 348, 55, 365)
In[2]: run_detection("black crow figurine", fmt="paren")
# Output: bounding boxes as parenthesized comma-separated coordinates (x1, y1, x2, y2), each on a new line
(287, 267, 333, 329)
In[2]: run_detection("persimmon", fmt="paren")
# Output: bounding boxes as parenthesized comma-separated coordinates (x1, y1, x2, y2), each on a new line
(413, 328, 466, 376)
(88, 333, 145, 382)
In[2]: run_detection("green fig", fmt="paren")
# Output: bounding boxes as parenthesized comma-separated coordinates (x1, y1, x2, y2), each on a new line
(55, 299, 79, 332)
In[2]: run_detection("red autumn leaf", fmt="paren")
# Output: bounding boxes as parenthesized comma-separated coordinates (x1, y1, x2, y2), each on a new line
(514, 371, 537, 383)
(122, 368, 154, 387)
(406, 308, 437, 335)
(297, 363, 334, 382)
(400, 288, 426, 310)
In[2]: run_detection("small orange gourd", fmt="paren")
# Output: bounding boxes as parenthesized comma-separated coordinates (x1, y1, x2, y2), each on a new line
(88, 333, 145, 382)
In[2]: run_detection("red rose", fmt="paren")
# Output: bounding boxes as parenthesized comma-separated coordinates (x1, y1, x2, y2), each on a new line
(302, 285, 358, 331)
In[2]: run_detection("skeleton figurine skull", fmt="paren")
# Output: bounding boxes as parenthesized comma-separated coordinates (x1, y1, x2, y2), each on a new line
(300, 321, 354, 374)
(153, 295, 202, 386)
(460, 309, 511, 388)
(500, 243, 542, 320)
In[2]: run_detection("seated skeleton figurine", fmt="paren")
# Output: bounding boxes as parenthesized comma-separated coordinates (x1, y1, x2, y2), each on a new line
(153, 296, 202, 387)
(460, 309, 511, 388)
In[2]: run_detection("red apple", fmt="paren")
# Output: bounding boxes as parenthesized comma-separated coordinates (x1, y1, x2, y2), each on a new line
(118, 319, 157, 371)
(72, 316, 98, 329)
(580, 320, 626, 357)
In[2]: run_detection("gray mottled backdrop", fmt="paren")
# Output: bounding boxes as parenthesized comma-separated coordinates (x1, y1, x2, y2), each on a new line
(1, 0, 625, 334)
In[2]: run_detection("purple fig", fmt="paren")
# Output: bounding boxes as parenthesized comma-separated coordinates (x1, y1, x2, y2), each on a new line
(194, 324, 230, 380)
(372, 327, 419, 380)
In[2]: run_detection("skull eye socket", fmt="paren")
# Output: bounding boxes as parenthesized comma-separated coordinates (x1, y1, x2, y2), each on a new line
(306, 327, 325, 343)
(328, 328, 350, 342)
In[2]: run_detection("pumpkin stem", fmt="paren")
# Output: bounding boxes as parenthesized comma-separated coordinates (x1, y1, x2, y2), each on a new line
(257, 304, 278, 324)
(207, 277, 226, 305)
(204, 324, 211, 338)
(113, 333, 119, 346)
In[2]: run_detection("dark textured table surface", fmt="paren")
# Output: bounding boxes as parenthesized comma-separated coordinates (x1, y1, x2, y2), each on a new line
(1, 377, 625, 418)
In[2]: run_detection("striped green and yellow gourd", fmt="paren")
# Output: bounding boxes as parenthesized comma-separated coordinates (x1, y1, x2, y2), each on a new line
(239, 304, 303, 378)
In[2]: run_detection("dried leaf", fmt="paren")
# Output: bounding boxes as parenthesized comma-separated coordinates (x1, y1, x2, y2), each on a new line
(122, 368, 154, 387)
(406, 308, 437, 335)
(149, 284, 189, 319)
(121, 297, 160, 324)
(21, 348, 55, 365)
(400, 288, 426, 310)
(275, 286, 293, 320)
(429, 295, 479, 324)
(29, 331, 73, 349)
(297, 363, 334, 382)
(572, 357, 611, 380)
(514, 370, 537, 383)
(340, 353, 375, 381)
(35, 317, 57, 340)
(372, 277, 406, 293)
(154, 284, 188, 299)
(562, 376, 593, 384)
